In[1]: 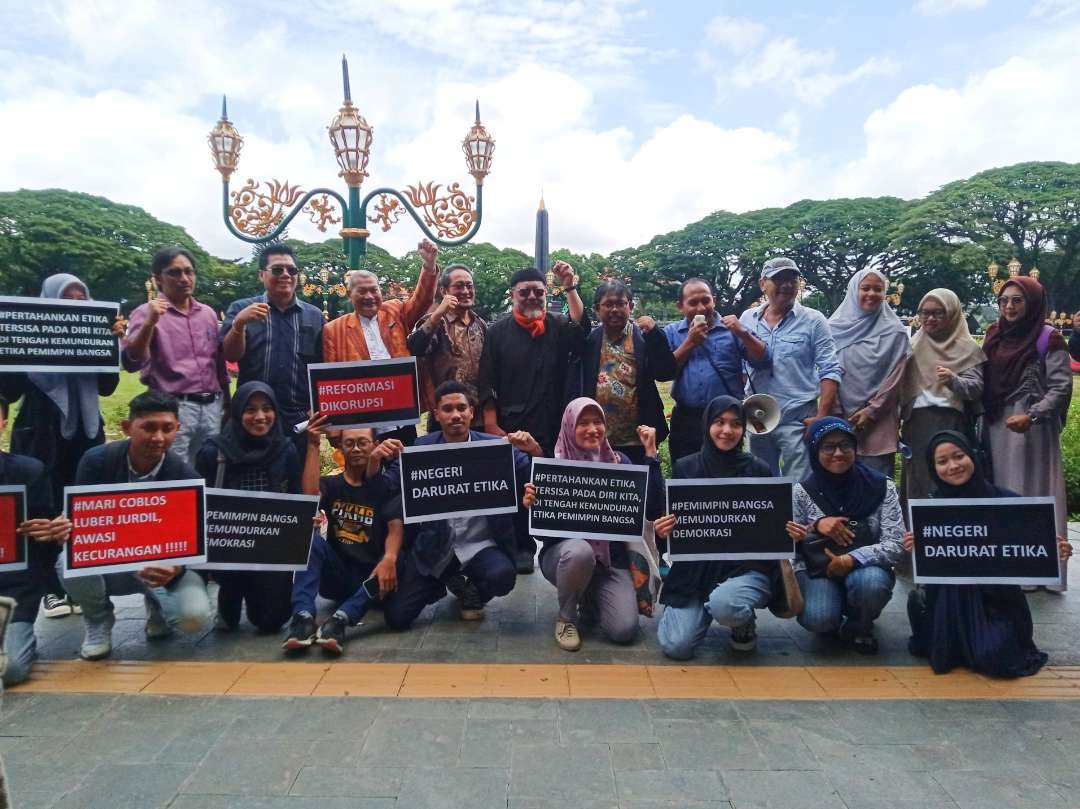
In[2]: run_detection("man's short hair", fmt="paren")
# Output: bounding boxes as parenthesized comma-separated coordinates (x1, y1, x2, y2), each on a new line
(439, 263, 472, 291)
(593, 279, 632, 306)
(678, 277, 713, 302)
(0, 394, 8, 420)
(257, 242, 296, 271)
(151, 246, 196, 276)
(128, 390, 180, 420)
(347, 269, 379, 293)
(434, 380, 473, 406)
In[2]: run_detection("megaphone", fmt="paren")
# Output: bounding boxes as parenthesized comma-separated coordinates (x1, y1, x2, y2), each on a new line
(742, 393, 780, 435)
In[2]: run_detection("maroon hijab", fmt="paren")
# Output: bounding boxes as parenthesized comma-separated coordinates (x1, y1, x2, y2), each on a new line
(982, 277, 1061, 416)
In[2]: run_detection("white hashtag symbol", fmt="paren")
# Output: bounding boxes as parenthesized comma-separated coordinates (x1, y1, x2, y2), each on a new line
(922, 525, 933, 539)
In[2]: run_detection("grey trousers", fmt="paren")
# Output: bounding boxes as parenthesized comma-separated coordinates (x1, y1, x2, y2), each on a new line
(539, 539, 638, 644)
(171, 396, 224, 467)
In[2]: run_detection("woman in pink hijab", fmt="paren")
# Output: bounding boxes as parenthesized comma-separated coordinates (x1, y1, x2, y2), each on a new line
(523, 397, 663, 652)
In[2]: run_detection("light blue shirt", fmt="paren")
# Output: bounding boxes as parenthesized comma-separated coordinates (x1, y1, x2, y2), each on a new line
(739, 302, 841, 417)
(662, 314, 771, 409)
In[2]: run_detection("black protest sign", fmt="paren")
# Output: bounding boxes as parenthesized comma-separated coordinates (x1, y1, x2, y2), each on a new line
(0, 296, 120, 373)
(308, 357, 420, 429)
(666, 478, 795, 561)
(0, 485, 28, 573)
(529, 457, 649, 543)
(909, 496, 1061, 585)
(199, 489, 320, 571)
(400, 439, 519, 524)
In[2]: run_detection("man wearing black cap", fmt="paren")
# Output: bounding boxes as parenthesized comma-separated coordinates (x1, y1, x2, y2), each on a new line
(476, 260, 588, 571)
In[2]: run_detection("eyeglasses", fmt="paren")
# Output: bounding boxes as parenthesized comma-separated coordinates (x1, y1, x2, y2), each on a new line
(598, 299, 630, 310)
(266, 264, 299, 277)
(163, 268, 196, 279)
(515, 287, 546, 299)
(819, 441, 855, 455)
(917, 308, 946, 320)
(448, 282, 475, 291)
(997, 295, 1025, 307)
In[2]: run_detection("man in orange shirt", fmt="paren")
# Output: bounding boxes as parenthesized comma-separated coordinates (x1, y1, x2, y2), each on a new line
(322, 239, 440, 443)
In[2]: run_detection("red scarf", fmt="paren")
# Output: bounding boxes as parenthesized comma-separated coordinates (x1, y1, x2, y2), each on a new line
(512, 309, 546, 338)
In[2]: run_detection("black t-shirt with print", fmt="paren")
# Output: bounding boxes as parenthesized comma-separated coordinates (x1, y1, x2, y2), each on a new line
(319, 473, 402, 567)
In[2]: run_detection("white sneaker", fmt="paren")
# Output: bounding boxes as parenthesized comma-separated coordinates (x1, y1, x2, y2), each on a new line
(144, 597, 173, 639)
(80, 614, 115, 660)
(555, 620, 581, 652)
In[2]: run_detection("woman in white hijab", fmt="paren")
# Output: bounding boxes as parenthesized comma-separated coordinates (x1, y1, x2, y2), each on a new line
(827, 268, 911, 477)
(898, 288, 985, 504)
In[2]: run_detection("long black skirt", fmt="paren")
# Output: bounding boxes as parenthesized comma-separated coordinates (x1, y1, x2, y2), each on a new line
(907, 584, 1048, 678)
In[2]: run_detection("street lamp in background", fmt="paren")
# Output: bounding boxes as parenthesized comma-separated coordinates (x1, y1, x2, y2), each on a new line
(207, 55, 495, 271)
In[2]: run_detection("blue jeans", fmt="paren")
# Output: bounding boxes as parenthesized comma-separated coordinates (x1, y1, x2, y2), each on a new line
(59, 560, 210, 634)
(290, 532, 380, 625)
(3, 621, 36, 686)
(796, 566, 895, 636)
(749, 404, 815, 480)
(657, 570, 772, 660)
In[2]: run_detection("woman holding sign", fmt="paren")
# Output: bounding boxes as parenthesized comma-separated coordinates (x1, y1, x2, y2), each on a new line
(653, 395, 783, 657)
(982, 276, 1072, 591)
(195, 382, 302, 632)
(0, 273, 124, 620)
(785, 417, 904, 654)
(905, 431, 1072, 677)
(522, 397, 663, 652)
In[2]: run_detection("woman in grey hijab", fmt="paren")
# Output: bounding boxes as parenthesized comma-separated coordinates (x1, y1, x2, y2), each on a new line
(827, 268, 911, 477)
(0, 273, 125, 617)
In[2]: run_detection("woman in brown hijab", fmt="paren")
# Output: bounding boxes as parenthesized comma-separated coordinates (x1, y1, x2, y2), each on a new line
(982, 276, 1072, 590)
(899, 288, 985, 505)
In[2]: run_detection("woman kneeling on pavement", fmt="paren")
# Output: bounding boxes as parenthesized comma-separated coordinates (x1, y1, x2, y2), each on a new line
(654, 395, 785, 658)
(786, 417, 903, 654)
(906, 430, 1072, 677)
(195, 381, 301, 632)
(522, 397, 664, 651)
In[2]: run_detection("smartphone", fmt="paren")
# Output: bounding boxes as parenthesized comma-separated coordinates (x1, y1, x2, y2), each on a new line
(692, 314, 706, 327)
(361, 576, 380, 600)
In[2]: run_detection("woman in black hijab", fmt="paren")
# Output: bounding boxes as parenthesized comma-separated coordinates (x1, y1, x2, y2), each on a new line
(195, 381, 302, 632)
(654, 396, 779, 658)
(905, 430, 1071, 676)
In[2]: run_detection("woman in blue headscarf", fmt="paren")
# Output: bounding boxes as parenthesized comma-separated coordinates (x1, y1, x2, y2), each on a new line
(0, 273, 124, 618)
(785, 417, 905, 654)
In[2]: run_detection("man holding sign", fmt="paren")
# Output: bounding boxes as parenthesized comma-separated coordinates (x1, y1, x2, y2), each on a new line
(379, 381, 539, 626)
(54, 392, 210, 661)
(0, 395, 68, 685)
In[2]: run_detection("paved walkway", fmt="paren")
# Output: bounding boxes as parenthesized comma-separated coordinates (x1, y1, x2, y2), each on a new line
(1, 523, 1078, 808)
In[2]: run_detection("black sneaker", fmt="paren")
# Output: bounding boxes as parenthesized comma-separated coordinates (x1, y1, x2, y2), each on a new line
(42, 593, 73, 619)
(316, 615, 347, 655)
(282, 612, 316, 652)
(459, 581, 485, 621)
(514, 550, 535, 574)
(444, 572, 469, 600)
(729, 615, 758, 652)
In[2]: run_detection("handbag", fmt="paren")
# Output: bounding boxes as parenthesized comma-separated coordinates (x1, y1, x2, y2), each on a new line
(767, 560, 804, 619)
(801, 519, 875, 578)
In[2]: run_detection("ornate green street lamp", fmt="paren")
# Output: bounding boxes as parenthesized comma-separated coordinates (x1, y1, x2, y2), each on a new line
(208, 55, 495, 270)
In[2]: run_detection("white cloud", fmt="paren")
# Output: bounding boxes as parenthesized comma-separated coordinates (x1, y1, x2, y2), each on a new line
(1030, 0, 1080, 19)
(913, 0, 988, 15)
(704, 16, 767, 53)
(833, 24, 1080, 199)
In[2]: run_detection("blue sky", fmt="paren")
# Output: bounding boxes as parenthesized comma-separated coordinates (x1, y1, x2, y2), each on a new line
(3, 0, 1079, 260)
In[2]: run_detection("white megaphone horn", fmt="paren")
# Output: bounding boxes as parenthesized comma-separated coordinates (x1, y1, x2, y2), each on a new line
(742, 393, 780, 435)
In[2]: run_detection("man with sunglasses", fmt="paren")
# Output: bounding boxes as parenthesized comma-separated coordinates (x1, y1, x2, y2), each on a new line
(476, 261, 588, 572)
(407, 263, 488, 429)
(123, 246, 229, 464)
(222, 243, 324, 458)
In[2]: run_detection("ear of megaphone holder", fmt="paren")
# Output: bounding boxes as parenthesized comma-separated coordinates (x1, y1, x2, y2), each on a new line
(742, 393, 780, 435)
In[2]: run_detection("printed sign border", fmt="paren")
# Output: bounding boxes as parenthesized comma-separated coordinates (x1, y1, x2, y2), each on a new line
(197, 488, 319, 572)
(528, 456, 650, 543)
(0, 485, 28, 573)
(0, 296, 121, 373)
(307, 357, 421, 430)
(399, 439, 519, 524)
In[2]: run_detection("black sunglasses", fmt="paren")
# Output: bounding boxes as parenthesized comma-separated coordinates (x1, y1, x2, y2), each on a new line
(516, 288, 546, 299)
(266, 264, 299, 277)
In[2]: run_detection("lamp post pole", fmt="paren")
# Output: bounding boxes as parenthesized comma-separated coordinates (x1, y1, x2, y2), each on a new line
(207, 55, 496, 271)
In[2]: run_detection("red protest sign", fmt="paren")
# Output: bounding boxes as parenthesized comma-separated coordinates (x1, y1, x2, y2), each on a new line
(62, 480, 207, 577)
(308, 357, 421, 429)
(0, 486, 28, 573)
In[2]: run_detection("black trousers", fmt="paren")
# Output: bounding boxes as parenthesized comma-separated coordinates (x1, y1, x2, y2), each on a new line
(215, 570, 294, 632)
(668, 405, 706, 463)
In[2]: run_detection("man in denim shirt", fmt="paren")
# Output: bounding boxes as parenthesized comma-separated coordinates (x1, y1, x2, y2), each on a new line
(738, 258, 841, 480)
(663, 278, 770, 461)
(221, 243, 324, 458)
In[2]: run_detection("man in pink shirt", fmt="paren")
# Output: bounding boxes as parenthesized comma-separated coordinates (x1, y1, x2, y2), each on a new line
(122, 246, 229, 464)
